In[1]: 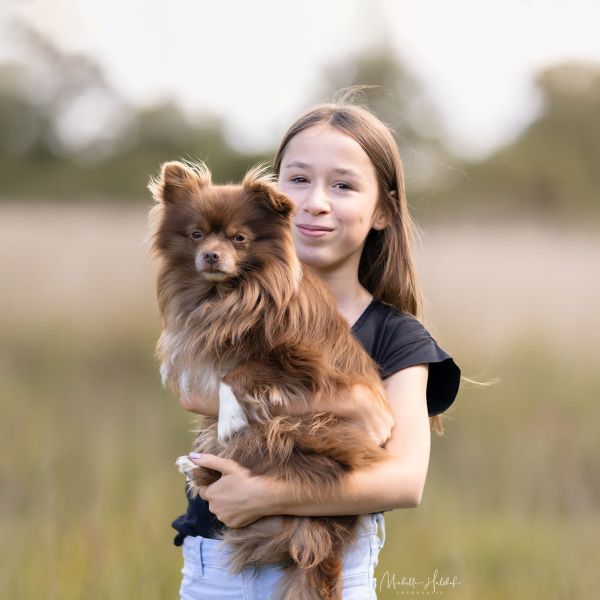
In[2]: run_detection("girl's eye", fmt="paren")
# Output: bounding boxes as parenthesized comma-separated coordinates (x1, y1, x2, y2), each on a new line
(190, 230, 203, 240)
(334, 182, 353, 191)
(233, 234, 245, 242)
(290, 176, 308, 183)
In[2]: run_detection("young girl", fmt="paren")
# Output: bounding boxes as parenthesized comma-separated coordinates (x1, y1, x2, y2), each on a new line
(172, 99, 461, 599)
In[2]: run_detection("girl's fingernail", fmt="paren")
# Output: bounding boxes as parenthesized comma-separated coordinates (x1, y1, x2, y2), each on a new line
(189, 452, 203, 460)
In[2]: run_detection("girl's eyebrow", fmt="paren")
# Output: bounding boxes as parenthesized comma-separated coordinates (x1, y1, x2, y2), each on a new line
(284, 160, 361, 178)
(284, 160, 310, 170)
(332, 167, 360, 178)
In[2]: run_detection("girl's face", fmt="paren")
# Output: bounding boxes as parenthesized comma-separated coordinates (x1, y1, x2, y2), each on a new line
(278, 124, 387, 272)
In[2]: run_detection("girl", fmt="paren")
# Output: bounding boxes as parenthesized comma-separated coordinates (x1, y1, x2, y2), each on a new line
(172, 98, 461, 599)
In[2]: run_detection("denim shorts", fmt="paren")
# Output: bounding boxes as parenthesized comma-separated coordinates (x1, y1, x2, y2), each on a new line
(179, 512, 386, 599)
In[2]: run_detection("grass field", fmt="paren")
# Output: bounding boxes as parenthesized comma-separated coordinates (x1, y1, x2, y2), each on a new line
(1, 203, 599, 598)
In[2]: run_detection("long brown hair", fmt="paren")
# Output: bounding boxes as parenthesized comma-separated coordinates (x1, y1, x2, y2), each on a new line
(273, 96, 452, 435)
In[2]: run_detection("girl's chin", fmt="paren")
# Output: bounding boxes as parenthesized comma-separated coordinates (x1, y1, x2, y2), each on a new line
(296, 250, 338, 271)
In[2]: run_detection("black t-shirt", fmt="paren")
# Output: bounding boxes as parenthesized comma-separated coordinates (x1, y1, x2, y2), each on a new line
(171, 298, 461, 546)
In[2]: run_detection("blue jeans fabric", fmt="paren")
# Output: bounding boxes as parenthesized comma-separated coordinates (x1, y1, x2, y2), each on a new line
(179, 513, 386, 599)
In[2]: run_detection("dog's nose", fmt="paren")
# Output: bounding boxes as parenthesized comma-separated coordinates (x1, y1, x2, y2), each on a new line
(204, 250, 220, 264)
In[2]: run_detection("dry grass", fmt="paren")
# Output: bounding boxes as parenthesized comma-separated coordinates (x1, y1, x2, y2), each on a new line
(415, 218, 600, 364)
(3, 202, 598, 355)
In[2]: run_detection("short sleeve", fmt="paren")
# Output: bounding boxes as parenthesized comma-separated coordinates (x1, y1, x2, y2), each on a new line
(379, 316, 461, 417)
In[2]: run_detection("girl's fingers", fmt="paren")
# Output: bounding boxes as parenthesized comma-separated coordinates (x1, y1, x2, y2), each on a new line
(189, 452, 240, 475)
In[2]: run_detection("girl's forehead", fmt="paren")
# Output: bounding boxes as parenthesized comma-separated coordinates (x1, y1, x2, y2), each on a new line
(282, 125, 373, 172)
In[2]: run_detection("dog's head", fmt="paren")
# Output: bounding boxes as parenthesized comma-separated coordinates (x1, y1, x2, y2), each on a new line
(148, 160, 299, 288)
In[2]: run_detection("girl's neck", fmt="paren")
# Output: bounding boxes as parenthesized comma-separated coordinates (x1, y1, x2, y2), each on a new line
(304, 263, 373, 328)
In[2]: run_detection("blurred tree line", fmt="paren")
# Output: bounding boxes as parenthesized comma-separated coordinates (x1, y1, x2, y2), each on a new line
(0, 26, 269, 200)
(0, 24, 598, 221)
(440, 61, 600, 221)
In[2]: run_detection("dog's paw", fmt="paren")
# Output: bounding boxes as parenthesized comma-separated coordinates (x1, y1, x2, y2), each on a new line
(175, 455, 197, 480)
(175, 456, 205, 498)
(175, 454, 222, 495)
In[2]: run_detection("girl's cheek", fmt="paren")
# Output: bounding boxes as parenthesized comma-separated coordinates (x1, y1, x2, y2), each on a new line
(281, 188, 301, 206)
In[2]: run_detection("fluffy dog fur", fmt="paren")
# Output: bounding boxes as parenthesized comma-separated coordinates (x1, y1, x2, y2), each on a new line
(147, 159, 393, 600)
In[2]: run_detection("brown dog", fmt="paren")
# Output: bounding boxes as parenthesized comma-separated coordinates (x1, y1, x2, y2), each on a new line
(147, 159, 392, 600)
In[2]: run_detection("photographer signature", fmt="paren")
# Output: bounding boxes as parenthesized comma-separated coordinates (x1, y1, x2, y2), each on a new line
(380, 568, 462, 594)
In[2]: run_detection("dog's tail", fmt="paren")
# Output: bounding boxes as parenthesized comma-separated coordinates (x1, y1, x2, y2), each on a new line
(222, 515, 294, 571)
(224, 514, 356, 600)
(275, 516, 351, 600)
(275, 560, 342, 600)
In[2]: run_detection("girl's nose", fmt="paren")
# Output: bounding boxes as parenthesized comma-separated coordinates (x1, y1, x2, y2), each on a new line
(302, 185, 330, 215)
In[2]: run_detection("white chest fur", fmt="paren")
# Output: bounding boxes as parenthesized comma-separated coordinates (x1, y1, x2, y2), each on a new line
(217, 382, 249, 443)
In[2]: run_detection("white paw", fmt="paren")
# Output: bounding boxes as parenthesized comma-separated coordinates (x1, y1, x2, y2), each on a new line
(175, 455, 197, 480)
(217, 382, 248, 443)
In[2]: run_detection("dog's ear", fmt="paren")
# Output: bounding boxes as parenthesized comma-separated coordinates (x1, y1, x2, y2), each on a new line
(148, 160, 211, 205)
(253, 183, 295, 218)
(242, 165, 295, 218)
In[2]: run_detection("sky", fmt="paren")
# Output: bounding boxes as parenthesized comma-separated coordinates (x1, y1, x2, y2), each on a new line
(2, 0, 600, 159)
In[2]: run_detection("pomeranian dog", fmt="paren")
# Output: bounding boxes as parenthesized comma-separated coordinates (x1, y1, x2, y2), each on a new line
(147, 159, 393, 600)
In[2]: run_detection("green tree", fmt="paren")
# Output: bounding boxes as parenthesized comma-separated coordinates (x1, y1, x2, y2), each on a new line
(0, 23, 268, 201)
(442, 61, 600, 221)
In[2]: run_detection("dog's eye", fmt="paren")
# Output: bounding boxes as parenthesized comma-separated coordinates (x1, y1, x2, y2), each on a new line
(190, 230, 203, 240)
(233, 234, 245, 242)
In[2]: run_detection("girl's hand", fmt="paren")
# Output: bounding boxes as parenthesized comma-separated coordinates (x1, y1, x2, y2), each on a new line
(189, 453, 286, 528)
(179, 390, 219, 416)
(344, 384, 395, 447)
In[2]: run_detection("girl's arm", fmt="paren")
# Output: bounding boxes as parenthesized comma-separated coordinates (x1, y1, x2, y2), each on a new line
(179, 389, 219, 416)
(190, 365, 430, 526)
(269, 364, 431, 514)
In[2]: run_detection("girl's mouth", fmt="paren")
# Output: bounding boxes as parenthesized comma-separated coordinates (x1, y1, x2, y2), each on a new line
(296, 224, 334, 238)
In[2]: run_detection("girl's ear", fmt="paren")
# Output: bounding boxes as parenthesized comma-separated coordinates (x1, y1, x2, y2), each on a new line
(372, 215, 387, 231)
(372, 190, 396, 231)
(372, 207, 389, 231)
(148, 160, 211, 205)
